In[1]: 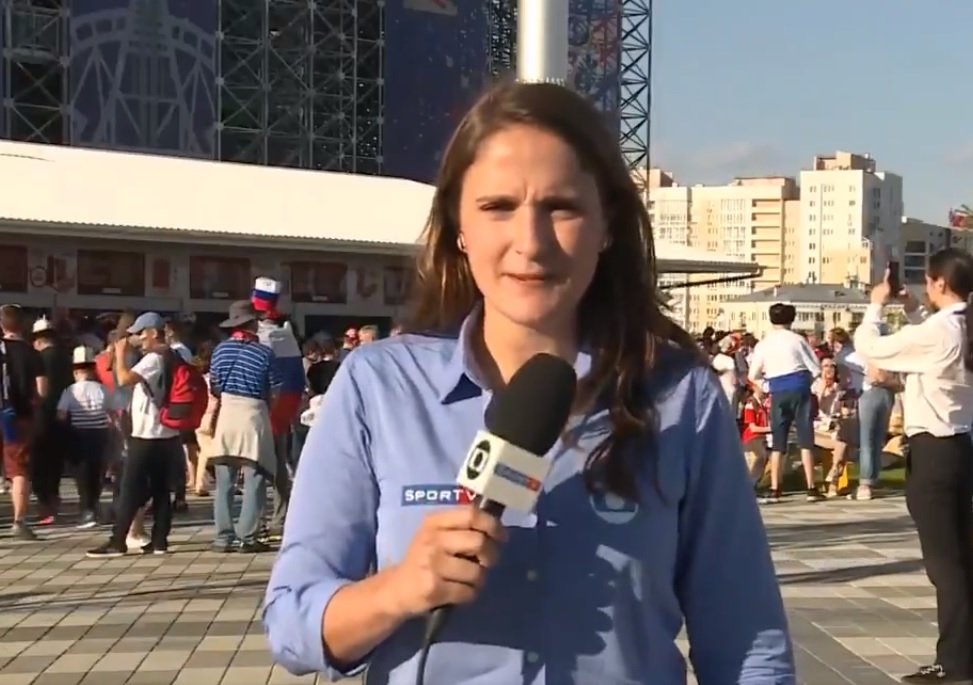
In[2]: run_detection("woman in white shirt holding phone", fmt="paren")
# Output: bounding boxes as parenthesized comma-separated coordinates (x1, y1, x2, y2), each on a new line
(853, 248, 973, 684)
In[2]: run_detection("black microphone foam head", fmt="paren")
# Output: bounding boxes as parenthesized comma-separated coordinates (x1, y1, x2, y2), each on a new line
(485, 353, 578, 455)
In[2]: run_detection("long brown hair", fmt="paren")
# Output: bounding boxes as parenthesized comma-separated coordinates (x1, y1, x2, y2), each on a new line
(406, 81, 699, 501)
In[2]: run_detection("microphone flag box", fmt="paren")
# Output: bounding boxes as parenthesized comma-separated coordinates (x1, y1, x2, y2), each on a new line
(456, 431, 553, 513)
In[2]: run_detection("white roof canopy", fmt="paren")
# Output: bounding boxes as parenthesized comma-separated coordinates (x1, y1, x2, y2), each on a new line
(0, 140, 758, 274)
(0, 139, 435, 253)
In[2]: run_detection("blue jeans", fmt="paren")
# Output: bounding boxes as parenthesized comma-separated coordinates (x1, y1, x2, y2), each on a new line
(214, 463, 266, 545)
(858, 387, 894, 485)
(292, 421, 309, 467)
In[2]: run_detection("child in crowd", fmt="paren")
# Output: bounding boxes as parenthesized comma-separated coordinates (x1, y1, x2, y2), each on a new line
(741, 384, 772, 487)
(57, 346, 111, 528)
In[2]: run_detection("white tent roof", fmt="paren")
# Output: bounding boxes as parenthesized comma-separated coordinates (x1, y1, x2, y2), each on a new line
(0, 140, 758, 274)
(0, 139, 435, 253)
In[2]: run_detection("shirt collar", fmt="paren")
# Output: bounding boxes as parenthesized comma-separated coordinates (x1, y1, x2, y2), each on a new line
(434, 304, 594, 404)
(935, 301, 968, 317)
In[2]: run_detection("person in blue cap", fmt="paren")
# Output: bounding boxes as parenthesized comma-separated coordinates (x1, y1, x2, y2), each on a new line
(87, 312, 182, 557)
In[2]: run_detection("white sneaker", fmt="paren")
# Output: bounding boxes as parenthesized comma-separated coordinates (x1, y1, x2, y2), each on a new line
(853, 485, 873, 501)
(126, 533, 150, 551)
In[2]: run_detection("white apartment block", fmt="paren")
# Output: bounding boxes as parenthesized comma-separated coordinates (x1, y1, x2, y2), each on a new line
(644, 169, 692, 327)
(644, 169, 798, 333)
(799, 151, 904, 286)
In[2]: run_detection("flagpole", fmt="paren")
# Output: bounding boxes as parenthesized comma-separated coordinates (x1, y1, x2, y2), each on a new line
(516, 0, 568, 85)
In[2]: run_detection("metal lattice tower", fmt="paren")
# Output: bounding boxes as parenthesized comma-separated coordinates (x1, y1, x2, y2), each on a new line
(487, 0, 515, 77)
(485, 0, 651, 189)
(0, 0, 69, 144)
(217, 0, 383, 173)
(619, 0, 652, 195)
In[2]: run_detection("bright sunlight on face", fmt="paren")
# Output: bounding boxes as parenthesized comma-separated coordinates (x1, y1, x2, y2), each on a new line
(457, 124, 607, 332)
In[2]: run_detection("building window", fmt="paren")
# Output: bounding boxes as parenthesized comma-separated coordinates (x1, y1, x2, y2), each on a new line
(904, 269, 925, 285)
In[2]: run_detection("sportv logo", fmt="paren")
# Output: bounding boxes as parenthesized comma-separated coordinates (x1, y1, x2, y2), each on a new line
(401, 484, 475, 506)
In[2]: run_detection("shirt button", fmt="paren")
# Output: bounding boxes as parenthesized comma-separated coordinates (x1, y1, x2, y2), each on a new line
(526, 652, 539, 664)
(526, 569, 538, 581)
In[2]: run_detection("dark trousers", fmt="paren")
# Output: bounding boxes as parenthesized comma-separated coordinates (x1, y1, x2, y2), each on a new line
(109, 437, 180, 550)
(906, 432, 973, 676)
(32, 422, 66, 511)
(74, 429, 108, 516)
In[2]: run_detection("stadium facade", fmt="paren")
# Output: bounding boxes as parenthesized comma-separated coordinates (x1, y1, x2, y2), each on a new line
(0, 0, 650, 184)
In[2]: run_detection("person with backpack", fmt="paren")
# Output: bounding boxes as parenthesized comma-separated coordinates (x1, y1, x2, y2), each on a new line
(1, 304, 46, 541)
(86, 312, 206, 558)
(208, 300, 281, 553)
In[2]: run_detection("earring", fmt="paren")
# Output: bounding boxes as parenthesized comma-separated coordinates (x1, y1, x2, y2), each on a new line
(456, 234, 467, 252)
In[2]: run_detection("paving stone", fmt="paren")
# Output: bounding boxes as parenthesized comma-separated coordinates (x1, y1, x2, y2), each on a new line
(0, 490, 938, 684)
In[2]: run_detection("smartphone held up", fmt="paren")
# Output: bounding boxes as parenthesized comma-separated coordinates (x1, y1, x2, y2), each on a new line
(887, 259, 901, 296)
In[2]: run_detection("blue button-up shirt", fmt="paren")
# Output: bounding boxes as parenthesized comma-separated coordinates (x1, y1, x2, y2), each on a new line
(264, 312, 795, 684)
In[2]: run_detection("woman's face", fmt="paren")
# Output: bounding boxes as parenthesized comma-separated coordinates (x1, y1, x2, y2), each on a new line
(822, 361, 837, 382)
(458, 124, 607, 332)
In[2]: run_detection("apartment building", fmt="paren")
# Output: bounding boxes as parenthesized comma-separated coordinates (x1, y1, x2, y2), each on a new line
(799, 151, 904, 285)
(643, 169, 799, 332)
(644, 169, 693, 326)
(900, 217, 973, 290)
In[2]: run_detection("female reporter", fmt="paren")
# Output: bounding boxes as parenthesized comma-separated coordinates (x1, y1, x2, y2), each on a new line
(263, 82, 794, 684)
(853, 249, 973, 684)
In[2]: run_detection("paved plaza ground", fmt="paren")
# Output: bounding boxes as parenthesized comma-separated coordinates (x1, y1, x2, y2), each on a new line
(0, 493, 935, 685)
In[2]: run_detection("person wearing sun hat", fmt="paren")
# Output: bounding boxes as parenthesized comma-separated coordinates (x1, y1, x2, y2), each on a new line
(251, 276, 305, 538)
(207, 300, 280, 552)
(56, 345, 111, 528)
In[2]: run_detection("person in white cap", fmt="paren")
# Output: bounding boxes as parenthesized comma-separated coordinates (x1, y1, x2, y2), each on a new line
(30, 315, 73, 525)
(57, 346, 110, 528)
(250, 276, 304, 538)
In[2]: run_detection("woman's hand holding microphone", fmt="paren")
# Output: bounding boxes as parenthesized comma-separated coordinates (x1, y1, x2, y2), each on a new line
(321, 506, 507, 667)
(388, 507, 507, 618)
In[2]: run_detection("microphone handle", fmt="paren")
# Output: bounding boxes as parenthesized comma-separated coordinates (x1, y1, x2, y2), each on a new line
(423, 497, 507, 645)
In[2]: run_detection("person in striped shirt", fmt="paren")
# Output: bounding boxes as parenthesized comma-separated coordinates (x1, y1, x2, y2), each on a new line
(208, 300, 281, 553)
(57, 345, 111, 529)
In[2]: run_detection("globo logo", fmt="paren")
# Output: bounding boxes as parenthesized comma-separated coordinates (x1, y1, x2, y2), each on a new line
(465, 439, 491, 481)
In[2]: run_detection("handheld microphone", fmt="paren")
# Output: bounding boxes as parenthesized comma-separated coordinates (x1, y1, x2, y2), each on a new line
(416, 353, 577, 684)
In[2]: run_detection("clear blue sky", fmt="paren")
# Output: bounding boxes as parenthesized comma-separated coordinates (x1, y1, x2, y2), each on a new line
(651, 0, 972, 223)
